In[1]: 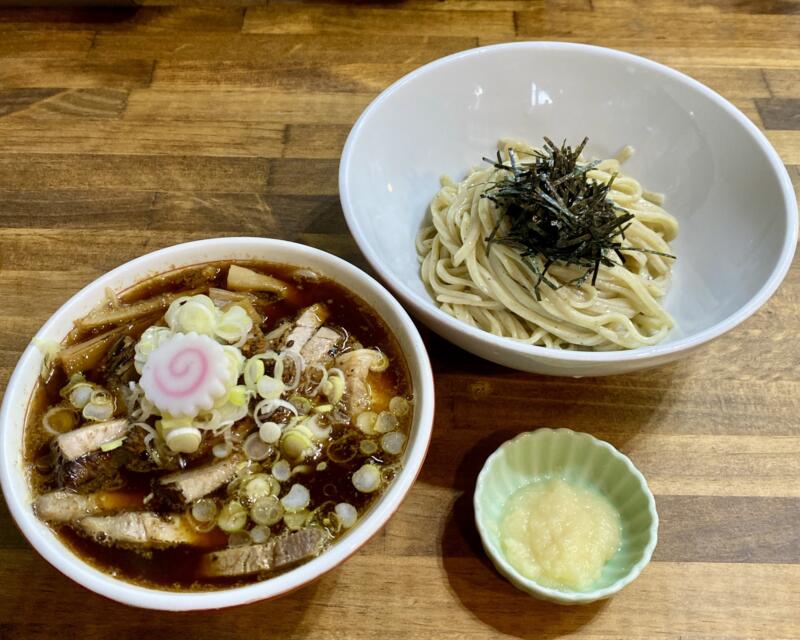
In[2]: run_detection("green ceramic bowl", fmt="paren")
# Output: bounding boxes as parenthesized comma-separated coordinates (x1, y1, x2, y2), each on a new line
(474, 428, 658, 604)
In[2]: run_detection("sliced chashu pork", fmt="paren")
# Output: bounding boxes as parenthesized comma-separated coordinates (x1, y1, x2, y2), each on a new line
(300, 326, 343, 368)
(75, 512, 224, 549)
(334, 349, 386, 417)
(54, 419, 132, 493)
(199, 527, 328, 578)
(152, 453, 243, 509)
(54, 419, 130, 461)
(279, 304, 329, 353)
(34, 490, 143, 523)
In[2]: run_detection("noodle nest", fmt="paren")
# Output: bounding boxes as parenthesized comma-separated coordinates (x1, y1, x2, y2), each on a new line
(415, 139, 678, 350)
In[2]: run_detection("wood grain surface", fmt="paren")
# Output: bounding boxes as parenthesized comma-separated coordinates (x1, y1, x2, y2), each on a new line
(0, 1, 799, 638)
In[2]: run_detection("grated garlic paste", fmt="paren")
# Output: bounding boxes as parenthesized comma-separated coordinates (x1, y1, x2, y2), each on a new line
(500, 478, 621, 590)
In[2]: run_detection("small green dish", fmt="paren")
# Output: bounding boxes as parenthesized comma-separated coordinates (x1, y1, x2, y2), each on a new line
(474, 428, 658, 605)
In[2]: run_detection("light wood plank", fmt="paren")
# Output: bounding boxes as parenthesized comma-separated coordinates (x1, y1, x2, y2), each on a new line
(0, 117, 284, 156)
(151, 60, 415, 91)
(516, 7, 800, 45)
(124, 88, 371, 124)
(764, 68, 800, 97)
(91, 32, 478, 62)
(0, 154, 268, 191)
(0, 58, 153, 89)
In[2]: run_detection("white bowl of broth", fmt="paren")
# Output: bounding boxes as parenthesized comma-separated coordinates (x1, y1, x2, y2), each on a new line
(339, 42, 798, 376)
(0, 237, 434, 610)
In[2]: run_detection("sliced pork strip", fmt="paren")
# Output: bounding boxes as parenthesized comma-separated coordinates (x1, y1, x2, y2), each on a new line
(58, 449, 128, 494)
(34, 490, 143, 523)
(300, 326, 343, 368)
(335, 350, 381, 417)
(199, 527, 328, 578)
(75, 512, 222, 548)
(199, 542, 276, 578)
(154, 453, 243, 507)
(279, 304, 329, 353)
(272, 527, 327, 569)
(55, 419, 130, 461)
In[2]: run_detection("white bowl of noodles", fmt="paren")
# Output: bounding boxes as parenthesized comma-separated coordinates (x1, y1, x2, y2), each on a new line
(0, 237, 435, 610)
(339, 42, 797, 376)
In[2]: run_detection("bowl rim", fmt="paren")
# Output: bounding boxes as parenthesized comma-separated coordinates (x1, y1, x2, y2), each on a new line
(0, 237, 436, 611)
(339, 41, 799, 364)
(473, 427, 659, 603)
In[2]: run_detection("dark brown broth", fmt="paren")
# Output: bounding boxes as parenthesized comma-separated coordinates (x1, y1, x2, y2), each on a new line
(23, 261, 413, 591)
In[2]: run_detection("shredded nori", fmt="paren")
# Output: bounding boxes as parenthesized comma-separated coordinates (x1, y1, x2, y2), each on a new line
(482, 137, 674, 300)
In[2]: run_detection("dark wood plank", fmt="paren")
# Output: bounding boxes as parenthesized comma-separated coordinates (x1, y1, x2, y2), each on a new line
(0, 89, 61, 118)
(0, 7, 136, 30)
(0, 31, 93, 58)
(653, 496, 800, 563)
(755, 97, 800, 130)
(243, 4, 515, 37)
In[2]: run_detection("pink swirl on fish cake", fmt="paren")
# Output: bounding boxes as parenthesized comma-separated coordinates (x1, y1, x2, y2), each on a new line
(140, 332, 228, 418)
(153, 347, 208, 398)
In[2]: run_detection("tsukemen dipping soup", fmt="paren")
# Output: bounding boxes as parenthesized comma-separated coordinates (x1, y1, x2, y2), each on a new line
(25, 262, 413, 590)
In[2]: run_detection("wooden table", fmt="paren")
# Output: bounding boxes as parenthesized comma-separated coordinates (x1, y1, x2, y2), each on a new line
(0, 1, 798, 638)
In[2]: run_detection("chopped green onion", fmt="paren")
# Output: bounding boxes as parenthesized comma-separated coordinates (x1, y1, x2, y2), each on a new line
(227, 385, 248, 407)
(244, 357, 265, 389)
(355, 411, 377, 434)
(335, 503, 357, 529)
(281, 483, 311, 512)
(42, 406, 79, 436)
(244, 474, 273, 502)
(251, 495, 283, 526)
(272, 459, 291, 482)
(289, 395, 312, 415)
(259, 421, 282, 444)
(257, 375, 285, 401)
(218, 500, 248, 533)
(250, 524, 271, 544)
(324, 373, 345, 405)
(283, 510, 309, 530)
(374, 411, 398, 434)
(389, 396, 409, 417)
(82, 401, 114, 422)
(280, 427, 315, 461)
(213, 441, 233, 458)
(191, 499, 218, 523)
(244, 432, 272, 461)
(165, 426, 203, 454)
(100, 437, 126, 452)
(359, 440, 378, 456)
(380, 431, 406, 456)
(352, 464, 381, 493)
(68, 384, 94, 410)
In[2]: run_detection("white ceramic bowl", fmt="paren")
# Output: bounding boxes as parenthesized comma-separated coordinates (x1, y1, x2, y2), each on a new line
(0, 237, 435, 610)
(474, 429, 658, 604)
(339, 42, 798, 376)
